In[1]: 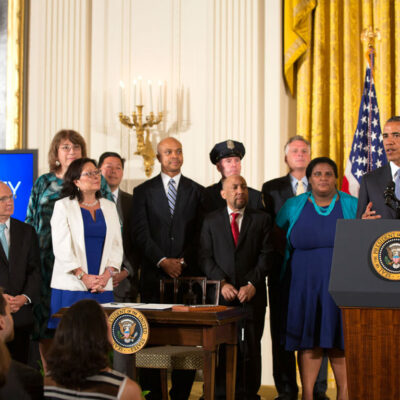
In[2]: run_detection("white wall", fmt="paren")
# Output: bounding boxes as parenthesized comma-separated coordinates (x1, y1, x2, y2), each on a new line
(27, 0, 296, 386)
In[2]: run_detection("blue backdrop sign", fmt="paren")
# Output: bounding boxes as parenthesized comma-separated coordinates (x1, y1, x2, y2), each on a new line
(0, 150, 38, 221)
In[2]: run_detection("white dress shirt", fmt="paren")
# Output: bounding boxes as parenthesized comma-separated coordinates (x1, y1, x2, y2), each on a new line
(290, 174, 308, 195)
(227, 206, 245, 231)
(161, 172, 182, 195)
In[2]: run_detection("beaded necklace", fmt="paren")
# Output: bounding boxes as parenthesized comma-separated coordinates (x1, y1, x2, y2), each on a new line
(309, 192, 338, 216)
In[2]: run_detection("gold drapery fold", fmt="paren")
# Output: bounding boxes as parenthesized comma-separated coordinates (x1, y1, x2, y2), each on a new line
(284, 0, 316, 95)
(287, 0, 400, 180)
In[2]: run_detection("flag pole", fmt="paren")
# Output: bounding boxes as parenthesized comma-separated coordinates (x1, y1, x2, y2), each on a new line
(361, 27, 380, 173)
(341, 26, 385, 197)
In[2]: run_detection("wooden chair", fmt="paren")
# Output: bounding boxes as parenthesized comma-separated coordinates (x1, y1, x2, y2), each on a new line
(134, 277, 220, 399)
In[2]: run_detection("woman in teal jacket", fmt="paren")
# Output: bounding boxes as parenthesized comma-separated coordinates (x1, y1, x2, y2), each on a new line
(276, 157, 357, 400)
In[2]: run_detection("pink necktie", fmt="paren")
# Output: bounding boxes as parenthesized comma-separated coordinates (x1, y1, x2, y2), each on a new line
(231, 213, 240, 246)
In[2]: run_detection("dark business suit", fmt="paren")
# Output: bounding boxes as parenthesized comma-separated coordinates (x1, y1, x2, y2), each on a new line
(356, 163, 396, 218)
(0, 218, 41, 364)
(200, 207, 272, 399)
(113, 189, 138, 378)
(0, 359, 43, 400)
(114, 189, 139, 302)
(131, 173, 203, 400)
(261, 174, 327, 399)
(203, 181, 264, 213)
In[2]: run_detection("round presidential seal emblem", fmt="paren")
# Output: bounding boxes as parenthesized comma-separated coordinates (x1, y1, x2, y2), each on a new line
(108, 308, 149, 354)
(371, 231, 400, 280)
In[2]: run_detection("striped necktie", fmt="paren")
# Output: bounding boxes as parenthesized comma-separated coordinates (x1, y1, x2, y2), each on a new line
(0, 224, 8, 259)
(167, 178, 177, 216)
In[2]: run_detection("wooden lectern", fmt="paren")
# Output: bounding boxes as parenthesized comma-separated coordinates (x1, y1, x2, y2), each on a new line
(330, 220, 400, 400)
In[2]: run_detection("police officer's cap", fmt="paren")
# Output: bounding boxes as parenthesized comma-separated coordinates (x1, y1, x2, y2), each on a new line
(209, 140, 246, 165)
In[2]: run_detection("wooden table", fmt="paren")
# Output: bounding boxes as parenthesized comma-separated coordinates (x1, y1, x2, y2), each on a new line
(105, 306, 245, 400)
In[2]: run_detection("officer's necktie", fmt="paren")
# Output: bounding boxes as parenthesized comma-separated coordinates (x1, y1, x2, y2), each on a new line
(0, 224, 8, 259)
(231, 213, 240, 246)
(296, 180, 304, 196)
(167, 178, 177, 216)
(396, 171, 400, 200)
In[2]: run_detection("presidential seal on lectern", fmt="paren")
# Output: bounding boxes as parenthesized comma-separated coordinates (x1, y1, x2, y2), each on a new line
(371, 231, 400, 280)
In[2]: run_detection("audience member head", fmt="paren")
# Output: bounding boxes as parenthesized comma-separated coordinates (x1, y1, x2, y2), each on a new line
(0, 288, 14, 344)
(0, 182, 14, 223)
(157, 137, 183, 177)
(46, 299, 112, 389)
(306, 157, 338, 198)
(383, 116, 400, 167)
(48, 130, 87, 175)
(210, 140, 245, 178)
(98, 152, 125, 192)
(61, 158, 101, 202)
(221, 175, 248, 211)
(0, 287, 12, 387)
(284, 135, 311, 176)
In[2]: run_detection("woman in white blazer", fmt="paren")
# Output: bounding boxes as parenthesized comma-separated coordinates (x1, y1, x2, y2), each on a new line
(48, 158, 122, 330)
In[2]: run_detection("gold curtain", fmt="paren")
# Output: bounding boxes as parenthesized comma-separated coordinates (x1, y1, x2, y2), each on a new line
(284, 0, 400, 180)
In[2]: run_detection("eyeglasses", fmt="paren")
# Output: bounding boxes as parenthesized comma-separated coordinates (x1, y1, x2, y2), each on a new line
(59, 144, 81, 152)
(0, 195, 14, 203)
(80, 169, 101, 178)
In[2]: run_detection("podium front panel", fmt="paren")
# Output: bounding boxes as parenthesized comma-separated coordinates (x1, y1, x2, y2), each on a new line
(329, 219, 400, 308)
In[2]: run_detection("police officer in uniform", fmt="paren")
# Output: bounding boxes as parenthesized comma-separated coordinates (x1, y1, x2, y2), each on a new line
(204, 140, 264, 213)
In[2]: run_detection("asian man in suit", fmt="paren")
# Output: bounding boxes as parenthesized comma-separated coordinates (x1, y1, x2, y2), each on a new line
(200, 174, 272, 399)
(357, 116, 400, 219)
(261, 136, 329, 400)
(131, 137, 204, 400)
(99, 151, 138, 302)
(0, 181, 41, 364)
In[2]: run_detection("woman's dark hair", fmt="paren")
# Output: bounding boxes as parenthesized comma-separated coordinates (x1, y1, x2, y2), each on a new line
(60, 158, 101, 201)
(48, 130, 87, 173)
(306, 157, 338, 179)
(46, 299, 112, 389)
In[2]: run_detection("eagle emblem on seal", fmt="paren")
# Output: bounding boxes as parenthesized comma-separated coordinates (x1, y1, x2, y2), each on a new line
(118, 318, 138, 343)
(385, 243, 400, 269)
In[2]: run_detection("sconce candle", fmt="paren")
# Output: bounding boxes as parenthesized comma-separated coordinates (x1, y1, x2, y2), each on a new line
(138, 75, 143, 105)
(133, 80, 137, 109)
(148, 80, 153, 112)
(119, 81, 125, 113)
(158, 81, 162, 113)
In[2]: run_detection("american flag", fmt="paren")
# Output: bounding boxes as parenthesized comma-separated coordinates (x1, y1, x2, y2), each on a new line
(342, 53, 387, 197)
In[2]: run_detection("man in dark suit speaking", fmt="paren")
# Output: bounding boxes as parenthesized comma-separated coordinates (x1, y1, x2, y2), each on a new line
(200, 175, 272, 400)
(131, 137, 203, 400)
(0, 181, 40, 364)
(357, 116, 400, 219)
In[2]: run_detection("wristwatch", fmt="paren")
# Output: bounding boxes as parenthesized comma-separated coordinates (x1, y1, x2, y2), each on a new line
(76, 271, 85, 280)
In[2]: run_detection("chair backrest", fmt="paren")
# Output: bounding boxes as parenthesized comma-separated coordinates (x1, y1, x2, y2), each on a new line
(160, 277, 220, 305)
(205, 280, 220, 306)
